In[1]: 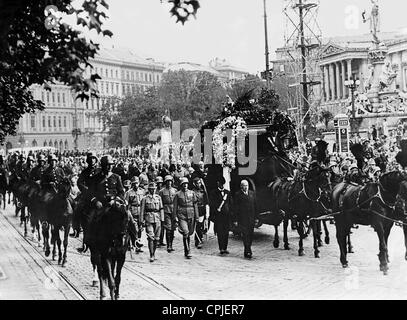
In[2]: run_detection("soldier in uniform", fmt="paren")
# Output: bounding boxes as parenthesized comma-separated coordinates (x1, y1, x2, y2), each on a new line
(140, 182, 164, 262)
(30, 154, 47, 183)
(155, 176, 166, 247)
(73, 152, 100, 242)
(41, 154, 65, 192)
(124, 176, 145, 253)
(89, 155, 137, 249)
(0, 155, 8, 209)
(191, 176, 209, 249)
(158, 175, 177, 253)
(173, 177, 199, 259)
(21, 156, 35, 182)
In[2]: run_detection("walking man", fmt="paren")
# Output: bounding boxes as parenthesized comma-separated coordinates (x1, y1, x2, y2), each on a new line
(140, 182, 164, 262)
(191, 176, 209, 249)
(158, 175, 177, 253)
(233, 180, 257, 259)
(209, 176, 232, 255)
(173, 177, 198, 259)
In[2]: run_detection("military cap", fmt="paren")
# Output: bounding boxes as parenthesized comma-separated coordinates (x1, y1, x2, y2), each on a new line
(164, 175, 173, 182)
(372, 166, 382, 174)
(367, 158, 376, 166)
(101, 155, 114, 166)
(349, 163, 358, 170)
(131, 176, 139, 184)
(48, 154, 58, 162)
(123, 180, 131, 188)
(19, 154, 26, 160)
(328, 161, 338, 168)
(193, 176, 201, 182)
(148, 182, 156, 189)
(179, 177, 189, 185)
(86, 151, 98, 161)
(155, 176, 163, 183)
(27, 156, 34, 162)
(37, 154, 46, 162)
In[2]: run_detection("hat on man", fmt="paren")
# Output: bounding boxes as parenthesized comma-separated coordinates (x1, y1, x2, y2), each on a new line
(148, 182, 156, 189)
(37, 154, 46, 162)
(368, 158, 376, 166)
(86, 151, 98, 161)
(101, 155, 114, 166)
(164, 175, 173, 182)
(48, 154, 58, 162)
(155, 176, 163, 184)
(27, 156, 34, 162)
(131, 176, 139, 184)
(349, 163, 358, 171)
(179, 177, 189, 185)
(372, 166, 382, 175)
(19, 154, 26, 160)
(193, 176, 201, 182)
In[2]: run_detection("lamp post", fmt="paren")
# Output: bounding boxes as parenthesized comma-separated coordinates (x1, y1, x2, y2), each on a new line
(345, 76, 361, 134)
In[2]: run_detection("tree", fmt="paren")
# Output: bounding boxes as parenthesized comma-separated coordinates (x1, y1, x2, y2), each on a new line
(0, 0, 112, 143)
(227, 74, 265, 101)
(0, 0, 201, 144)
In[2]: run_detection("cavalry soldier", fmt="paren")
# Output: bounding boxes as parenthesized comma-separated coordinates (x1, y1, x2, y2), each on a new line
(89, 155, 137, 249)
(140, 182, 164, 262)
(209, 176, 232, 255)
(124, 176, 145, 253)
(191, 176, 209, 249)
(20, 155, 35, 182)
(173, 177, 199, 259)
(73, 152, 100, 241)
(41, 154, 65, 191)
(30, 154, 47, 183)
(14, 154, 27, 181)
(158, 175, 177, 253)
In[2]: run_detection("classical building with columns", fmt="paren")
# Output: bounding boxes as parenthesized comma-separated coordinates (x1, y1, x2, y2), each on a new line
(275, 31, 407, 130)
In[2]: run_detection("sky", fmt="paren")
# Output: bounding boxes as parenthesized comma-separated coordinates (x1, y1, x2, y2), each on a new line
(88, 0, 407, 74)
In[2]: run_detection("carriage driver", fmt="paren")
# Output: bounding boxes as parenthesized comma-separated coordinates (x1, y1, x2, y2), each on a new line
(140, 182, 164, 262)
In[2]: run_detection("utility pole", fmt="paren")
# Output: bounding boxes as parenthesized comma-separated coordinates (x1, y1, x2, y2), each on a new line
(298, 0, 309, 136)
(263, 0, 271, 89)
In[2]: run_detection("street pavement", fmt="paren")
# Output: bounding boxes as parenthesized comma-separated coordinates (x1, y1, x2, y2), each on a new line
(1, 201, 407, 300)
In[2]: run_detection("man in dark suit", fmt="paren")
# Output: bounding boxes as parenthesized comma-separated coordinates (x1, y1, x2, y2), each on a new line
(209, 176, 232, 255)
(233, 180, 257, 259)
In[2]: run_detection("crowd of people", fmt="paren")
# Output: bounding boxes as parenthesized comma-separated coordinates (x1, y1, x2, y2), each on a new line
(0, 130, 405, 262)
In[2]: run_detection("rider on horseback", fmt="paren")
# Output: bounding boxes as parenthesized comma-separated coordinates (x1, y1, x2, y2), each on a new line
(30, 154, 46, 184)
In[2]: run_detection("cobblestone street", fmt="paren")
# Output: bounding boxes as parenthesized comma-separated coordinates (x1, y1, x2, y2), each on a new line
(2, 202, 407, 300)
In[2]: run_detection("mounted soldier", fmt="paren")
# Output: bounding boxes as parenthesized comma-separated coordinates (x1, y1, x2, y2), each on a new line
(41, 154, 65, 192)
(30, 154, 47, 184)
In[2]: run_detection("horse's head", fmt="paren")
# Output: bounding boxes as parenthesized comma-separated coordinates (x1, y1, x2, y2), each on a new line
(305, 164, 332, 191)
(58, 177, 72, 198)
(379, 171, 405, 198)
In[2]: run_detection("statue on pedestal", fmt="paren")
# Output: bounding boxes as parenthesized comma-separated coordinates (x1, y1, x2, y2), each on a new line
(379, 61, 397, 91)
(363, 0, 380, 45)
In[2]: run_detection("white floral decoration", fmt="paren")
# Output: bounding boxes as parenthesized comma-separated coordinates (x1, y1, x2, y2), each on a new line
(212, 116, 247, 168)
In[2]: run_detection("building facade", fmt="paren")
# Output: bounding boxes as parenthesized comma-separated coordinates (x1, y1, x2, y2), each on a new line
(3, 47, 165, 153)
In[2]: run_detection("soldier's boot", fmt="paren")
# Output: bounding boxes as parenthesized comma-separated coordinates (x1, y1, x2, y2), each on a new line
(166, 231, 172, 253)
(183, 237, 191, 258)
(159, 227, 166, 247)
(148, 239, 154, 262)
(153, 240, 158, 261)
(186, 236, 192, 259)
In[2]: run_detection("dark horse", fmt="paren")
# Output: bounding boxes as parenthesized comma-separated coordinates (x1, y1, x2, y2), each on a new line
(35, 179, 73, 265)
(8, 173, 31, 237)
(87, 200, 130, 300)
(269, 164, 331, 257)
(332, 171, 407, 275)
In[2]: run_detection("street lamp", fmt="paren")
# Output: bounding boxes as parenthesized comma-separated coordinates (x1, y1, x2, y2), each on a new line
(345, 77, 361, 134)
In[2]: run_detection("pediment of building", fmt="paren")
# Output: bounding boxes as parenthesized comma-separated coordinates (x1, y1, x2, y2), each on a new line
(321, 43, 346, 57)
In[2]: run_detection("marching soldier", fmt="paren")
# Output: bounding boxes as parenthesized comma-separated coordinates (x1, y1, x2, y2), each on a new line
(140, 182, 164, 262)
(173, 177, 199, 259)
(155, 175, 166, 247)
(158, 175, 177, 253)
(191, 176, 209, 249)
(124, 176, 145, 253)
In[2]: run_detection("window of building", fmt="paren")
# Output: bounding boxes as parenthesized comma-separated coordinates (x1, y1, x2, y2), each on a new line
(54, 141, 58, 148)
(149, 74, 152, 82)
(32, 140, 37, 147)
(116, 83, 119, 95)
(57, 93, 60, 104)
(115, 70, 118, 78)
(52, 92, 55, 104)
(126, 71, 129, 80)
(106, 69, 109, 78)
(48, 116, 52, 128)
(111, 82, 114, 95)
(43, 116, 46, 128)
(41, 91, 45, 102)
(47, 92, 50, 103)
(58, 116, 61, 128)
(30, 115, 35, 128)
(64, 116, 67, 128)
(64, 140, 68, 150)
(121, 70, 124, 78)
(62, 93, 65, 104)
(111, 69, 113, 78)
(59, 140, 63, 150)
(136, 72, 139, 81)
(53, 116, 56, 127)
(95, 67, 98, 74)
(106, 82, 109, 94)
(145, 73, 148, 82)
(131, 71, 134, 81)
(44, 141, 47, 147)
